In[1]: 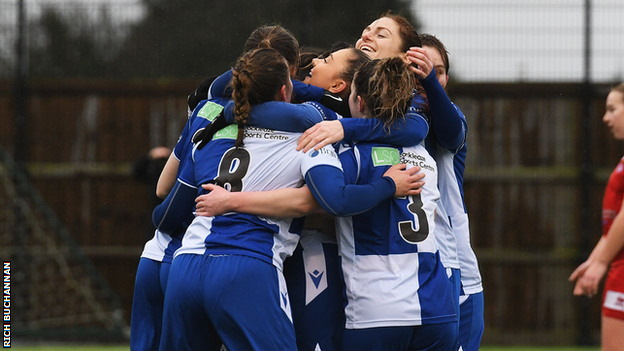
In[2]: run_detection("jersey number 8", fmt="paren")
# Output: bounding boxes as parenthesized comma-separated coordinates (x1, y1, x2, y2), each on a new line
(214, 147, 251, 192)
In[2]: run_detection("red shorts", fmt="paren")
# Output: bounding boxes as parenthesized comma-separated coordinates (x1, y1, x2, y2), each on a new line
(602, 262, 624, 320)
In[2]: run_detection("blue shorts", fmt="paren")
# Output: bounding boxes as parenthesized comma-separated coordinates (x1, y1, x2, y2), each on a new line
(130, 257, 171, 351)
(341, 322, 458, 351)
(458, 291, 484, 351)
(449, 268, 461, 316)
(159, 253, 297, 351)
(284, 235, 345, 351)
(449, 268, 461, 349)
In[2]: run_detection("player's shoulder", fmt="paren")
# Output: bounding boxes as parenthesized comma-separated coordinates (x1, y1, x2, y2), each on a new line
(187, 75, 218, 112)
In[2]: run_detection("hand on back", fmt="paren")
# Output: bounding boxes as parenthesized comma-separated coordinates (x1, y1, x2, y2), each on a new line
(383, 164, 425, 197)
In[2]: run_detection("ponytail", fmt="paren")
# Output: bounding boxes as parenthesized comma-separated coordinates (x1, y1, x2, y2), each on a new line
(230, 48, 290, 146)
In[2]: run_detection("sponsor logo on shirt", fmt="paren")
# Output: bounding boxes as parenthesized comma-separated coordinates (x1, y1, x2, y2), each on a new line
(372, 147, 436, 172)
(308, 269, 324, 289)
(243, 126, 289, 141)
(401, 151, 435, 172)
(213, 125, 238, 140)
(309, 148, 337, 159)
(372, 147, 400, 166)
(197, 101, 224, 121)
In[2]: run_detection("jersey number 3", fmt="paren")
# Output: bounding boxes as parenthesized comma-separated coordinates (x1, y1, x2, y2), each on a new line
(398, 194, 429, 243)
(214, 147, 251, 192)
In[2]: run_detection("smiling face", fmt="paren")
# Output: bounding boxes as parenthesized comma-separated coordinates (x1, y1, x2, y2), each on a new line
(356, 17, 405, 60)
(603, 90, 624, 139)
(303, 48, 352, 93)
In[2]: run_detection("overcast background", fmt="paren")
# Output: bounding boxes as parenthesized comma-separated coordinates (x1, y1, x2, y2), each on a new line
(413, 0, 624, 83)
(1, 0, 623, 83)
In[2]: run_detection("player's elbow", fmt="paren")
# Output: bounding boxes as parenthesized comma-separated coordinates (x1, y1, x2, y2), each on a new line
(156, 187, 168, 199)
(296, 198, 321, 217)
(318, 198, 353, 217)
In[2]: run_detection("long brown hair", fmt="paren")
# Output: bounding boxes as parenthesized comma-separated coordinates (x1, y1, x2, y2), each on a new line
(244, 25, 300, 73)
(231, 48, 290, 146)
(373, 12, 428, 114)
(380, 11, 421, 52)
(352, 57, 416, 132)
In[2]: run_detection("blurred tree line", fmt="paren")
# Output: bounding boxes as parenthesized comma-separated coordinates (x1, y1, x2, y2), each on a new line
(24, 0, 419, 79)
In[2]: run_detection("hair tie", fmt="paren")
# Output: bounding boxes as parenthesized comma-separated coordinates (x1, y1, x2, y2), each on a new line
(260, 39, 271, 48)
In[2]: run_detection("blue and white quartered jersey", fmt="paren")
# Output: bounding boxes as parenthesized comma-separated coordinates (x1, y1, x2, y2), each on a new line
(434, 140, 482, 294)
(140, 230, 181, 263)
(426, 139, 460, 271)
(335, 141, 457, 329)
(152, 97, 406, 269)
(140, 98, 229, 264)
(172, 124, 342, 270)
(431, 190, 458, 270)
(421, 69, 483, 295)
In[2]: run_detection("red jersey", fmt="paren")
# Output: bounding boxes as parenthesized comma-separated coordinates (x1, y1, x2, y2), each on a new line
(603, 157, 624, 266)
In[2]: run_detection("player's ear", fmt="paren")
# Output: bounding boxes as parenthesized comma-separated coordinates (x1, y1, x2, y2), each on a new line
(328, 80, 347, 95)
(401, 52, 411, 65)
(358, 95, 366, 113)
(278, 85, 288, 102)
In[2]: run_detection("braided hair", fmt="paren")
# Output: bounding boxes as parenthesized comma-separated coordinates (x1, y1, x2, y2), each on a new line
(230, 48, 290, 146)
